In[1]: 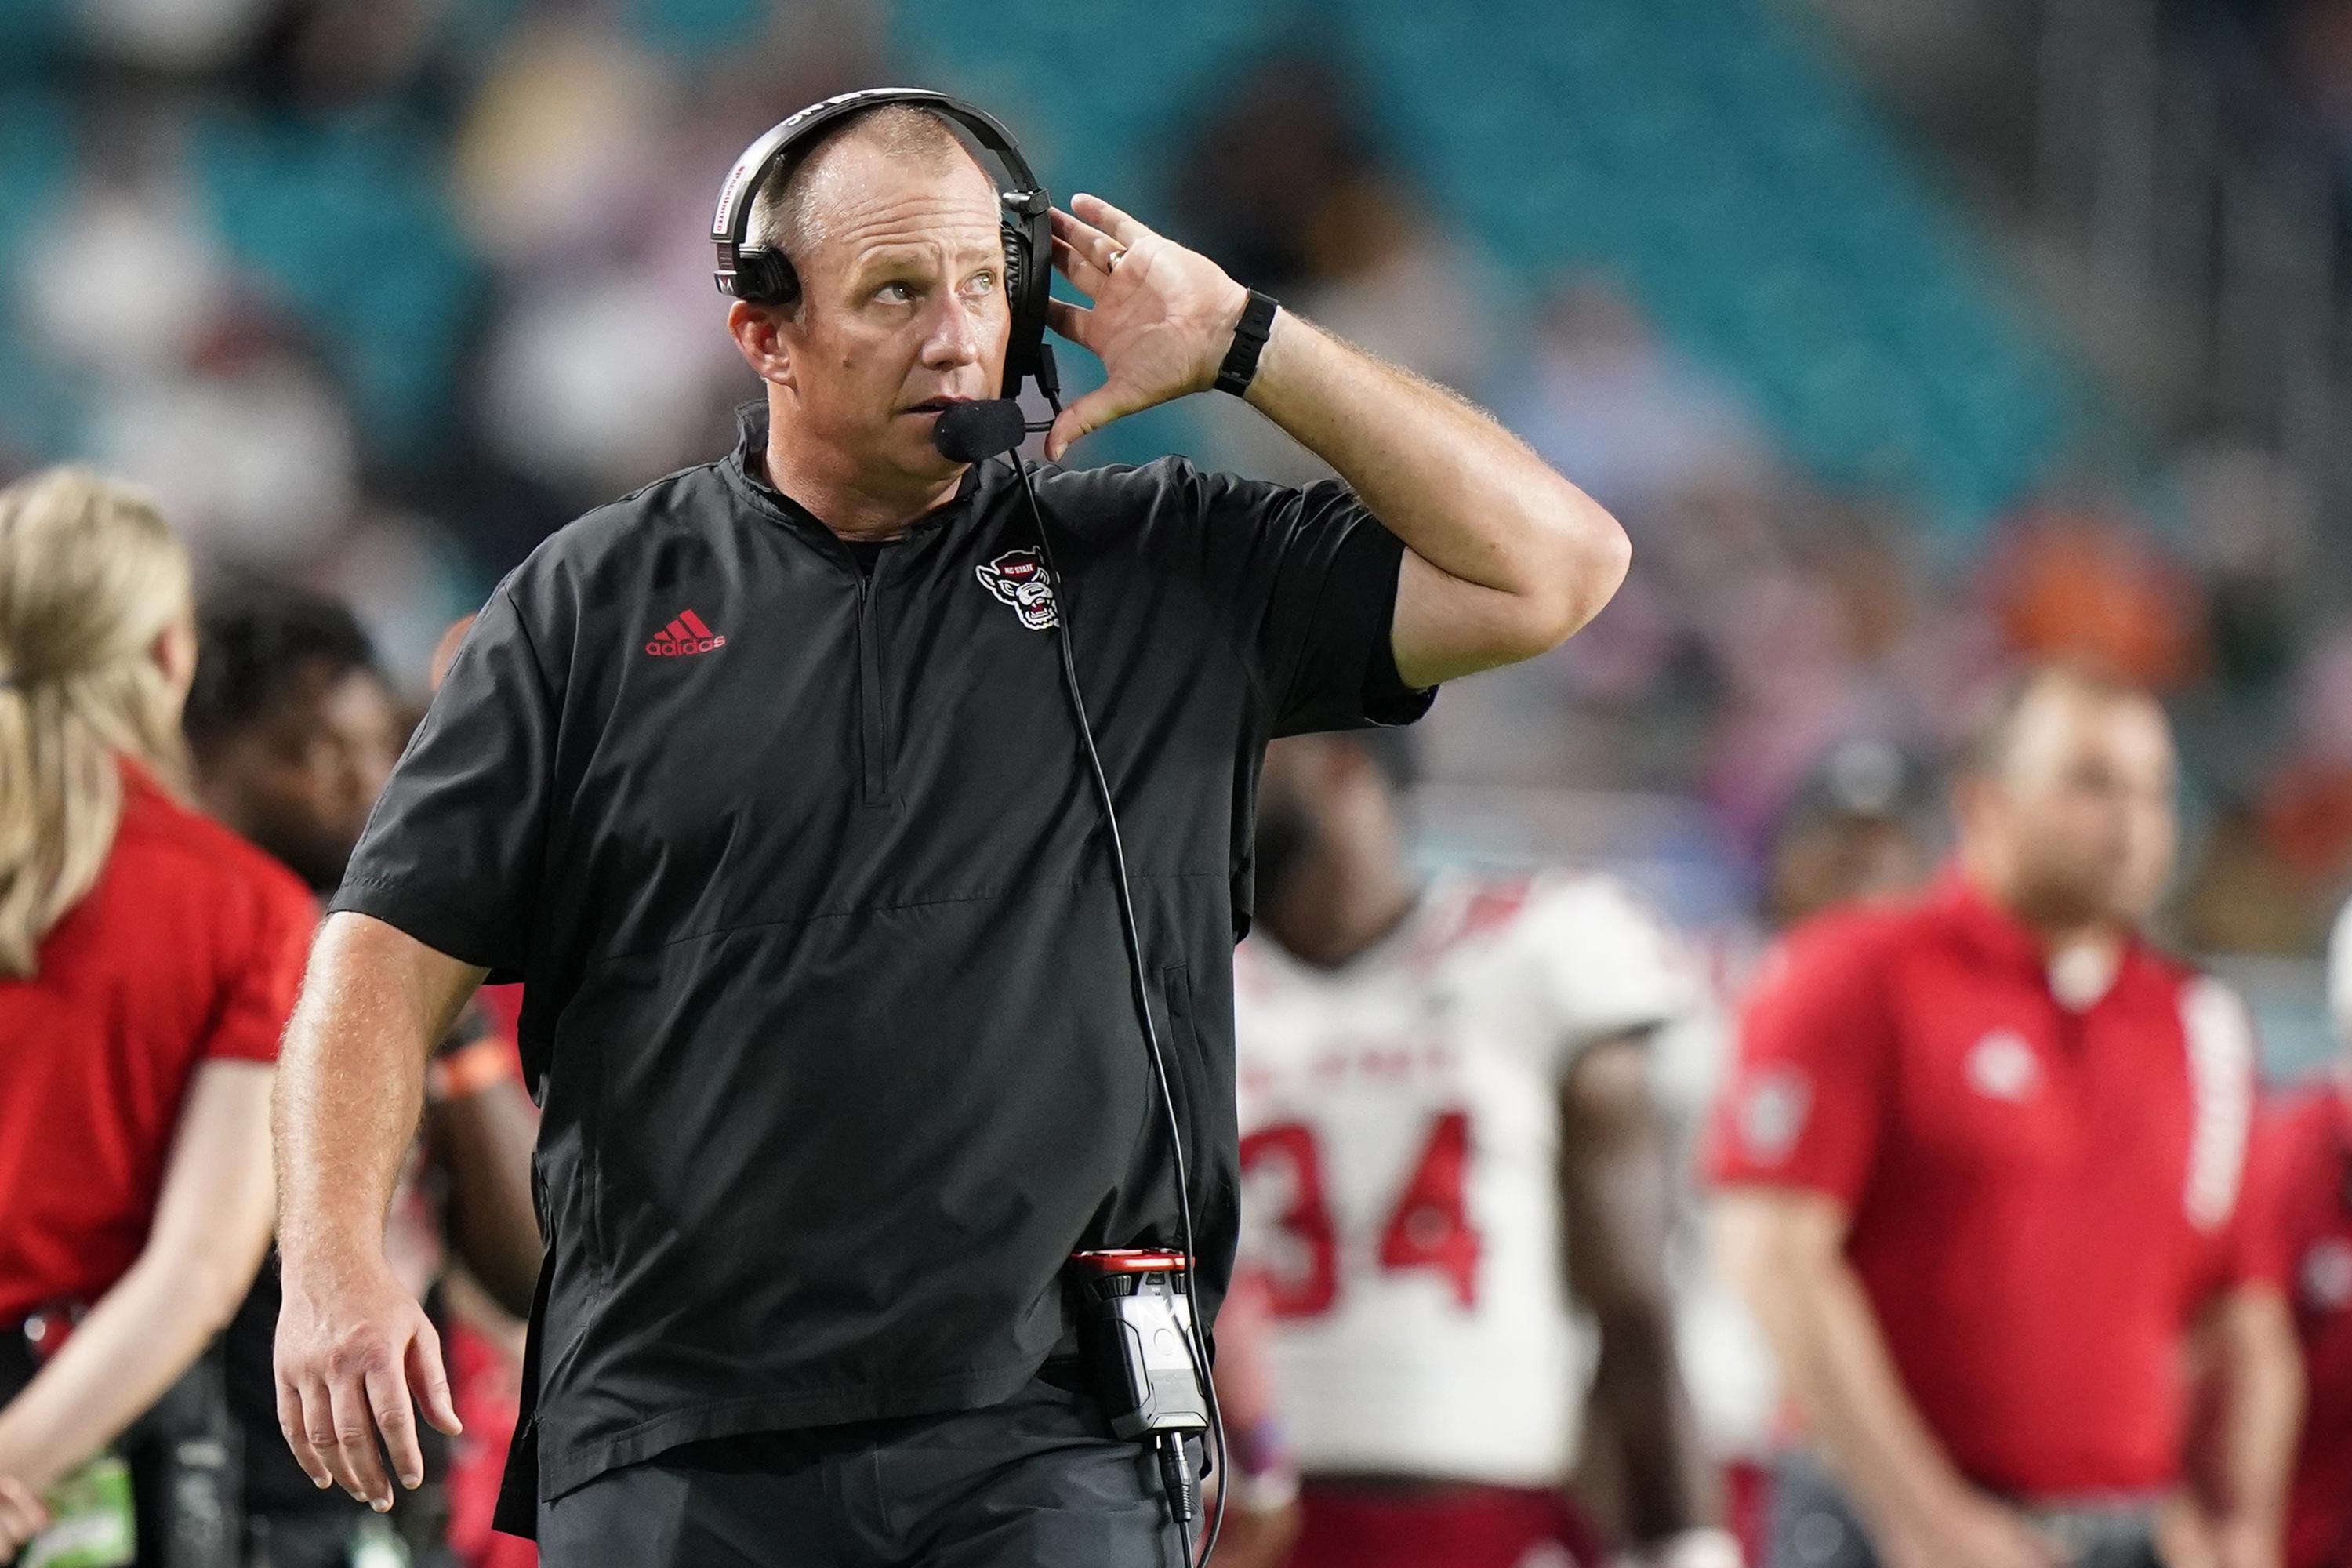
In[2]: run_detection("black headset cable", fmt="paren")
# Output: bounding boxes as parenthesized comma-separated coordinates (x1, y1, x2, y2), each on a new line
(1012, 454, 1231, 1567)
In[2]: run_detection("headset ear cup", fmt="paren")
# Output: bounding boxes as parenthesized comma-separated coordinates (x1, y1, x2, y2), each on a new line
(1000, 221, 1047, 383)
(1000, 226, 1023, 314)
(735, 248, 800, 307)
(1000, 224, 1029, 374)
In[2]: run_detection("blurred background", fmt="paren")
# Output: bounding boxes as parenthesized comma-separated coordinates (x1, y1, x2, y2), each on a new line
(1, 0, 2347, 1076)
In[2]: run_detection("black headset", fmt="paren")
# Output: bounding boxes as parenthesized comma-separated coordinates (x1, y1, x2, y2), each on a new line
(710, 87, 1057, 403)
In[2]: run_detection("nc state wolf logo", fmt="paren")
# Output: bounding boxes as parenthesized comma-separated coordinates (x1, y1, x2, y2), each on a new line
(975, 548, 1058, 631)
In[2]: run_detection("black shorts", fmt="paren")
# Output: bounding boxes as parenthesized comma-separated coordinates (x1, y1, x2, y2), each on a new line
(535, 1370, 1189, 1567)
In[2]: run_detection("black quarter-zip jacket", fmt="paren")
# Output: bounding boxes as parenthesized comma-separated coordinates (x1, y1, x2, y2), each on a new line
(329, 405, 1430, 1528)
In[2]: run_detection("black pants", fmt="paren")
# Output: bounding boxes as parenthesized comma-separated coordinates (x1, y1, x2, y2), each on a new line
(536, 1371, 1188, 1567)
(1767, 1452, 2161, 1568)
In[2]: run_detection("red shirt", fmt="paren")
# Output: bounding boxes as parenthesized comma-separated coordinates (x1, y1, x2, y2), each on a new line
(2244, 1087, 2352, 1568)
(0, 764, 316, 1322)
(1708, 872, 2262, 1499)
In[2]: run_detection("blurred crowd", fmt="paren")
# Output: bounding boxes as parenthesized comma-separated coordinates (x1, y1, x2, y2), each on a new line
(5, 0, 2352, 968)
(0, 0, 891, 671)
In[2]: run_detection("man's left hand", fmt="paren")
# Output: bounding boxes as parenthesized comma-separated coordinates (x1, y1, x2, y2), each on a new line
(1043, 194, 1251, 461)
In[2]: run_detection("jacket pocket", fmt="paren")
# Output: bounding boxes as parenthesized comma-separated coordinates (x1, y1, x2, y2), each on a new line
(1157, 962, 1240, 1297)
(1156, 962, 1199, 1132)
(537, 1013, 612, 1294)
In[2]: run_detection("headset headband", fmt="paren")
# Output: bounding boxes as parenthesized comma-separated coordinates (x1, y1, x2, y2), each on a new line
(710, 87, 1054, 401)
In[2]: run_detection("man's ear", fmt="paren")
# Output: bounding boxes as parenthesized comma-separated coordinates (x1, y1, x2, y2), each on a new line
(728, 299, 797, 390)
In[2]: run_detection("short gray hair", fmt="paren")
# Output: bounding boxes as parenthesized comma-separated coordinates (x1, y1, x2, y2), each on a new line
(747, 104, 976, 271)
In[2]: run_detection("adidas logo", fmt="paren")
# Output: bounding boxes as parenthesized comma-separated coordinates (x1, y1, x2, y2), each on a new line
(644, 608, 727, 657)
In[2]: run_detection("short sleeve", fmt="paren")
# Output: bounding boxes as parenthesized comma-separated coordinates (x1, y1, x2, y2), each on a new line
(1181, 466, 1433, 736)
(328, 583, 558, 978)
(1706, 918, 1896, 1207)
(2222, 1100, 2304, 1294)
(1508, 877, 1697, 1072)
(202, 869, 318, 1063)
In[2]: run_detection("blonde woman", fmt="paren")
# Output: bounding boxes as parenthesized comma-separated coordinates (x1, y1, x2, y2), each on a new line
(0, 468, 315, 1563)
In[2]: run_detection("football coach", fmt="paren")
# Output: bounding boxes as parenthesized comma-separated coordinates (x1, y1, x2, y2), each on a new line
(270, 90, 1630, 1567)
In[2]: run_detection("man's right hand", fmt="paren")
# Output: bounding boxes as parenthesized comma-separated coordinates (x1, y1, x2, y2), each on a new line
(274, 1250, 462, 1511)
(1878, 1490, 2066, 1568)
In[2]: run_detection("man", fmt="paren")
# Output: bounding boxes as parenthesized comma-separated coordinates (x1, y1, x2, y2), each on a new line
(1762, 738, 1934, 931)
(1711, 664, 2302, 1568)
(186, 586, 543, 1567)
(1222, 731, 1737, 1568)
(186, 589, 407, 895)
(2238, 897, 2352, 1568)
(270, 96, 1627, 1566)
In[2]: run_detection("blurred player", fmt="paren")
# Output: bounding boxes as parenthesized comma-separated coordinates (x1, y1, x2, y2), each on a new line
(2237, 897, 2352, 1568)
(1761, 738, 1934, 931)
(1199, 1273, 1303, 1568)
(1227, 731, 1740, 1568)
(185, 586, 543, 1568)
(1712, 663, 2301, 1568)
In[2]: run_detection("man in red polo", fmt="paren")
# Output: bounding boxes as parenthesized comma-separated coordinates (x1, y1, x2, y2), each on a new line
(2240, 898, 2352, 1568)
(1711, 665, 2301, 1568)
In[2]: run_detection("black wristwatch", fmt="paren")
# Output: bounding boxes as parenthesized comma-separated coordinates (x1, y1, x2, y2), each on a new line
(1214, 290, 1279, 397)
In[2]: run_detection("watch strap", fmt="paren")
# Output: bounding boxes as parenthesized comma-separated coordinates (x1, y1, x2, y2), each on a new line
(1214, 290, 1279, 397)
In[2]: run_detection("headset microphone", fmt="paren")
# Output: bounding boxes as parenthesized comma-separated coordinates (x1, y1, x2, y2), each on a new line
(931, 399, 1031, 463)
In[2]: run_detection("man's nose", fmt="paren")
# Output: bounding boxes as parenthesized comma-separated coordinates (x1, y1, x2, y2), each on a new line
(920, 295, 981, 368)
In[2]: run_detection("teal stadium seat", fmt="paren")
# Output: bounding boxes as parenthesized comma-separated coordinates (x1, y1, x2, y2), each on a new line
(892, 0, 2081, 534)
(0, 92, 78, 460)
(190, 111, 482, 465)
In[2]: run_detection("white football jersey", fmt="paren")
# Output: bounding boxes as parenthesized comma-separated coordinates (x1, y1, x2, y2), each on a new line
(1650, 926, 1784, 1461)
(1233, 872, 1696, 1485)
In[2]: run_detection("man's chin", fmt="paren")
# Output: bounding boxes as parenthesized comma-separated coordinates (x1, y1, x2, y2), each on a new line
(2085, 883, 2162, 932)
